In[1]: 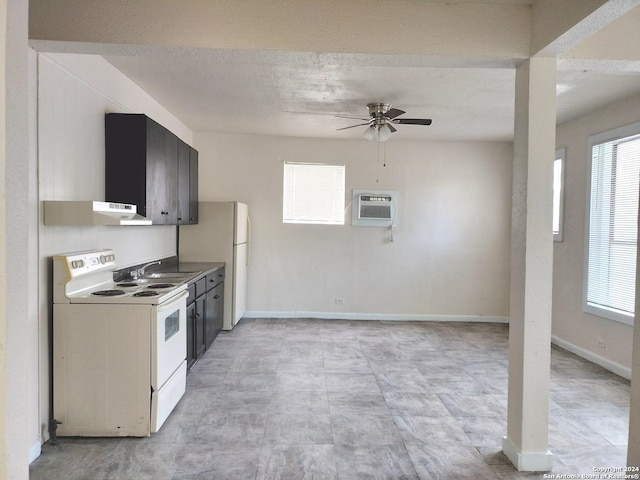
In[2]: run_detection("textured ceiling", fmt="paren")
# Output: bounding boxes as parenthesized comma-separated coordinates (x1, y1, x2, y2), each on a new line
(96, 1, 640, 142)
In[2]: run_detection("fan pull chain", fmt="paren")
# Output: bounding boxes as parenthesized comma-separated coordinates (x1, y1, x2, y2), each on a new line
(383, 141, 387, 167)
(376, 141, 380, 183)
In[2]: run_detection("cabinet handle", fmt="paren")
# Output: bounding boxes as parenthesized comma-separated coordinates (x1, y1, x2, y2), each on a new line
(218, 273, 223, 277)
(214, 295, 220, 300)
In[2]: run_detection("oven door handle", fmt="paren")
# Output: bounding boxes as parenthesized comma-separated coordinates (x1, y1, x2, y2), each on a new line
(157, 290, 189, 313)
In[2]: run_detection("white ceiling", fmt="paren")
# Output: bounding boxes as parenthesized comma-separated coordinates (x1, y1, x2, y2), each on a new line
(99, 2, 640, 143)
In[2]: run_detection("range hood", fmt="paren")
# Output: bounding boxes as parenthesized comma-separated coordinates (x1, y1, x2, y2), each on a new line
(43, 201, 152, 226)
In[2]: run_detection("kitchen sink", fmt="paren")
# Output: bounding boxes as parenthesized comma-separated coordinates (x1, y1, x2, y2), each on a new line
(134, 275, 194, 284)
(144, 272, 194, 279)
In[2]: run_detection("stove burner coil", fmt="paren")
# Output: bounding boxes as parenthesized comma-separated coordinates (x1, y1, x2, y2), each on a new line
(133, 291, 158, 297)
(92, 289, 126, 296)
(146, 283, 175, 289)
(116, 283, 138, 288)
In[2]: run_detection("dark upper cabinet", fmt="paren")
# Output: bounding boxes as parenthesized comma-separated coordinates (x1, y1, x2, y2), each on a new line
(189, 147, 199, 224)
(177, 140, 190, 225)
(177, 140, 199, 225)
(105, 113, 198, 225)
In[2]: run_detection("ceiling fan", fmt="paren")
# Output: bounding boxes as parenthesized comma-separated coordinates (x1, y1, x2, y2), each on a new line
(337, 103, 432, 142)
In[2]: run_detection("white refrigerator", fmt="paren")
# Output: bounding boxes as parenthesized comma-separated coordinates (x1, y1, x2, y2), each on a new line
(179, 201, 249, 330)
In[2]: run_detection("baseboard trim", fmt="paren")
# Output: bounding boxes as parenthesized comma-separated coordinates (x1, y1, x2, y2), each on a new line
(551, 335, 631, 380)
(243, 311, 509, 323)
(29, 440, 41, 463)
(502, 436, 553, 472)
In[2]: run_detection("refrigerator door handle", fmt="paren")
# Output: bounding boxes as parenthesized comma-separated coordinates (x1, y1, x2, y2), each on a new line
(246, 216, 251, 267)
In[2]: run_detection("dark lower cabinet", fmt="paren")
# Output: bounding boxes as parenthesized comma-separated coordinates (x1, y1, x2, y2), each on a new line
(194, 295, 206, 361)
(205, 282, 224, 348)
(186, 267, 225, 372)
(186, 301, 196, 369)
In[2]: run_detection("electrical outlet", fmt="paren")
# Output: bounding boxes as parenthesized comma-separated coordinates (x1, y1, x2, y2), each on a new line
(335, 297, 345, 305)
(597, 338, 605, 349)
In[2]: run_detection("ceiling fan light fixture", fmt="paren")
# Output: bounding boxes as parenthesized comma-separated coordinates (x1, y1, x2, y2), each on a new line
(377, 124, 393, 142)
(363, 125, 377, 141)
(363, 124, 393, 142)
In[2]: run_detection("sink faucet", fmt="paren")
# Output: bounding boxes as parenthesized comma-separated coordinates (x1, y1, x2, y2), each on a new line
(131, 260, 161, 279)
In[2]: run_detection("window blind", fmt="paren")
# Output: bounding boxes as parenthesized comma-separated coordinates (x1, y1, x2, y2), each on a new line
(553, 147, 566, 241)
(283, 162, 345, 225)
(586, 129, 640, 323)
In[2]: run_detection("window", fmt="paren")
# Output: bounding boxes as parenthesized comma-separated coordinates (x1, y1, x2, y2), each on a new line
(553, 148, 566, 241)
(585, 122, 640, 325)
(283, 162, 345, 225)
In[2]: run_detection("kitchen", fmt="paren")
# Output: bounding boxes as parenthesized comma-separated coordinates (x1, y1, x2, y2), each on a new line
(37, 49, 512, 448)
(3, 1, 640, 478)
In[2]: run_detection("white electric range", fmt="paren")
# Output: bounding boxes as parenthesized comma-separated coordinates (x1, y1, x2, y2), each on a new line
(52, 249, 188, 437)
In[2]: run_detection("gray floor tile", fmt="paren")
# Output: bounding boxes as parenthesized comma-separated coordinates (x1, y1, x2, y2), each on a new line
(383, 391, 451, 417)
(256, 444, 338, 480)
(270, 389, 331, 415)
(438, 392, 506, 417)
(173, 445, 260, 480)
(394, 415, 473, 445)
(406, 443, 501, 480)
(264, 413, 334, 445)
(30, 318, 631, 480)
(331, 413, 403, 446)
(326, 372, 381, 392)
(334, 444, 419, 480)
(275, 371, 327, 391)
(329, 391, 390, 415)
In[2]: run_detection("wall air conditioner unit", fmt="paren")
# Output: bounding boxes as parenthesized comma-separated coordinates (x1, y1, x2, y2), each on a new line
(351, 189, 398, 227)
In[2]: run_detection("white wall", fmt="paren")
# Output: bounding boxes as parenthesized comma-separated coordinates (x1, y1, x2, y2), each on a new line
(553, 93, 640, 377)
(195, 133, 513, 320)
(36, 53, 194, 451)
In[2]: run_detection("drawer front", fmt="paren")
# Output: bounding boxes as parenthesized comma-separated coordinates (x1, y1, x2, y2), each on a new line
(187, 283, 196, 304)
(206, 268, 225, 291)
(194, 277, 207, 298)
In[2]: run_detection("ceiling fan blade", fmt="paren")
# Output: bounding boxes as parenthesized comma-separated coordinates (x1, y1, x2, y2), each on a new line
(336, 122, 371, 131)
(392, 118, 432, 126)
(385, 108, 406, 119)
(387, 123, 397, 133)
(335, 114, 370, 121)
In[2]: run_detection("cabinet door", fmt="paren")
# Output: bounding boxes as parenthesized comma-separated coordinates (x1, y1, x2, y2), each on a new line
(146, 119, 178, 224)
(205, 282, 224, 349)
(195, 295, 206, 359)
(186, 302, 196, 371)
(105, 113, 147, 212)
(177, 140, 190, 225)
(189, 147, 199, 224)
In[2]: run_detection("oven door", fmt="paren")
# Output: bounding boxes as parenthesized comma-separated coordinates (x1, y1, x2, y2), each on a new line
(151, 290, 188, 391)
(151, 290, 188, 432)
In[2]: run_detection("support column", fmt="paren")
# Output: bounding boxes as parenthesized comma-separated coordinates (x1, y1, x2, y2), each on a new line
(502, 57, 556, 472)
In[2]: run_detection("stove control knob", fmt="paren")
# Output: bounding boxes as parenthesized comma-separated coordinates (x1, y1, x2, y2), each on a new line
(100, 255, 107, 264)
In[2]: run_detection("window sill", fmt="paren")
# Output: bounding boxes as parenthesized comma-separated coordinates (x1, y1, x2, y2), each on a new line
(584, 303, 634, 326)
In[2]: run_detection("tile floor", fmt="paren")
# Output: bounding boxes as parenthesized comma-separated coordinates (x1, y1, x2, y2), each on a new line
(30, 319, 631, 479)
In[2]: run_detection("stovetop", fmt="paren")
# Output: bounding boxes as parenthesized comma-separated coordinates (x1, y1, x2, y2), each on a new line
(53, 249, 188, 305)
